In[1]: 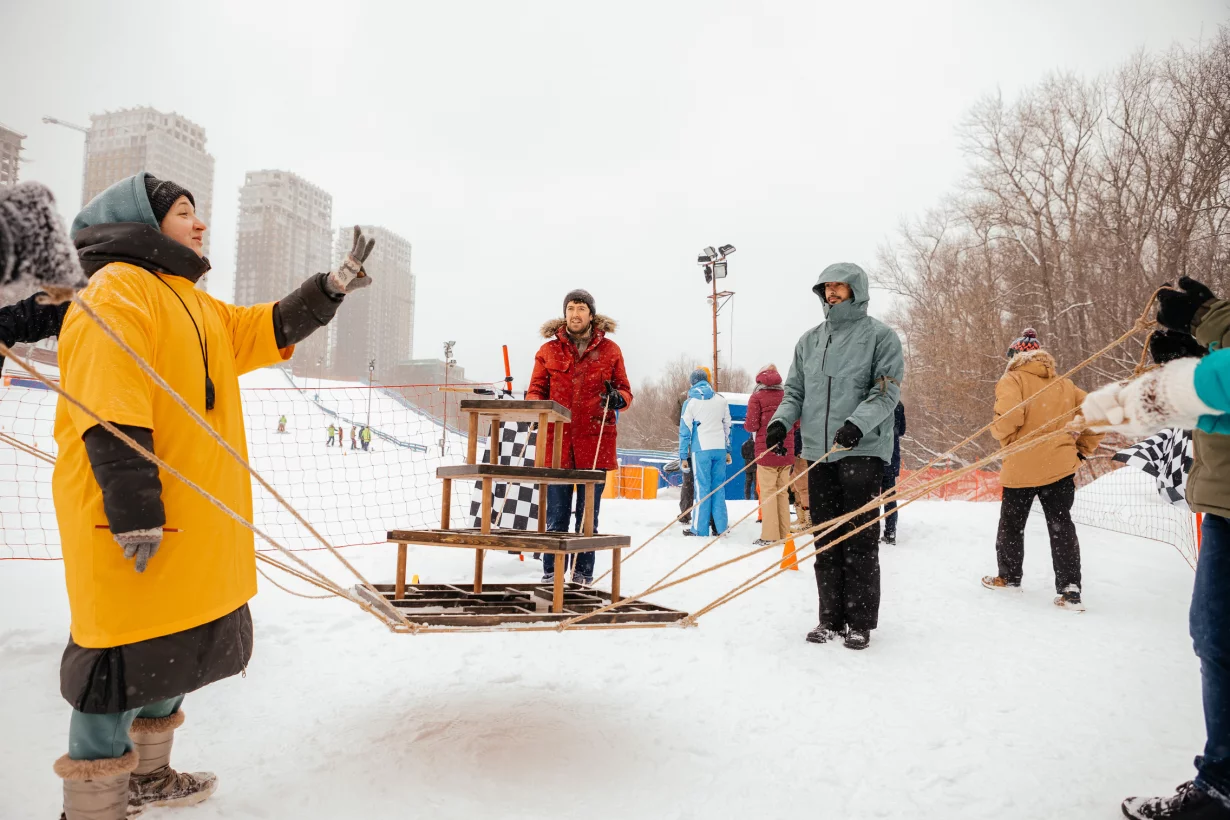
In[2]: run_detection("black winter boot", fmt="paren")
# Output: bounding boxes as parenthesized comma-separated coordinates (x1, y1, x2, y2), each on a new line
(1122, 781, 1230, 818)
(844, 628, 871, 650)
(805, 624, 844, 644)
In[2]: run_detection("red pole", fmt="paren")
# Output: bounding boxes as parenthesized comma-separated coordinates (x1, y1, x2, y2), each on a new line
(502, 345, 513, 397)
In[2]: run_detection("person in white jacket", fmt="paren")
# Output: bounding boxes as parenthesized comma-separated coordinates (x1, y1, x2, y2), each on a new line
(679, 369, 732, 537)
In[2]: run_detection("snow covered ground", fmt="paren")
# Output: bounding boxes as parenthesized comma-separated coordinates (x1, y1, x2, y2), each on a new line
(0, 497, 1205, 819)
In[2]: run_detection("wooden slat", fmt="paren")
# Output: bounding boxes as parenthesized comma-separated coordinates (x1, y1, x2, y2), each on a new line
(387, 528, 629, 552)
(440, 479, 451, 529)
(581, 483, 595, 537)
(395, 544, 407, 600)
(535, 413, 548, 468)
(436, 464, 605, 484)
(489, 416, 501, 465)
(551, 422, 563, 468)
(480, 478, 493, 535)
(611, 547, 621, 603)
(466, 413, 479, 464)
(474, 548, 485, 594)
(459, 399, 570, 424)
(552, 564, 566, 613)
(537, 483, 548, 533)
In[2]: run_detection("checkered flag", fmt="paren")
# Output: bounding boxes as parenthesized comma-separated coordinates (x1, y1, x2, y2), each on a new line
(1112, 428, 1192, 507)
(468, 422, 541, 529)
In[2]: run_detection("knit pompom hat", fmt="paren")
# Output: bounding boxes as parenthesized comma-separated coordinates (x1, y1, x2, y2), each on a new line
(690, 368, 711, 386)
(1008, 328, 1041, 358)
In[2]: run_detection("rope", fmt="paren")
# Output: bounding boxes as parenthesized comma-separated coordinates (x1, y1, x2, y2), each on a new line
(0, 342, 416, 632)
(64, 296, 418, 631)
(0, 430, 56, 465)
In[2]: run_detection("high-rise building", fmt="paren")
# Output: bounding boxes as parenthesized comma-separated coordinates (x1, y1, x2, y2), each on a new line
(0, 123, 25, 187)
(83, 108, 215, 255)
(329, 226, 415, 383)
(232, 170, 334, 374)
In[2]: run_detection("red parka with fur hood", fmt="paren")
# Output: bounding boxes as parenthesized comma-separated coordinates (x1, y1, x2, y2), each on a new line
(527, 314, 633, 470)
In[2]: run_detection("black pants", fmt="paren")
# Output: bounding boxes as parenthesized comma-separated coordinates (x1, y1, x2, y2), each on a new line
(994, 475, 1081, 593)
(680, 467, 694, 524)
(881, 468, 899, 537)
(809, 455, 885, 631)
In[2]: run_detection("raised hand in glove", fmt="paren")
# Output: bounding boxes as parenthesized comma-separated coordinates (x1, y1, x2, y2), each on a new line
(1157, 277, 1217, 334)
(765, 420, 788, 454)
(1081, 358, 1216, 437)
(833, 421, 863, 449)
(113, 528, 163, 573)
(598, 380, 628, 411)
(1149, 328, 1208, 365)
(325, 226, 376, 295)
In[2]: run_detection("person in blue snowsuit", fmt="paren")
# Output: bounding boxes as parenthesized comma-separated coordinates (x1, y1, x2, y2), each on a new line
(1083, 277, 1230, 819)
(679, 369, 732, 538)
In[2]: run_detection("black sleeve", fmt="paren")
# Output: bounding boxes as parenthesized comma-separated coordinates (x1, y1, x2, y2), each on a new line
(82, 424, 165, 534)
(0, 293, 70, 347)
(271, 273, 344, 348)
(896, 402, 907, 437)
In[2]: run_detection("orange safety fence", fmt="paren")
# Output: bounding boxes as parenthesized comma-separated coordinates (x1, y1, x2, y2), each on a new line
(896, 468, 1003, 502)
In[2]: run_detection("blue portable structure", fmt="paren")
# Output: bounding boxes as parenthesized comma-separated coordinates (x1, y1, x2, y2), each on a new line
(722, 393, 752, 500)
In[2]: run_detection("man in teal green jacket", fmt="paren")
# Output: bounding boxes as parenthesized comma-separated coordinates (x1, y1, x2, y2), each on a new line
(766, 262, 904, 651)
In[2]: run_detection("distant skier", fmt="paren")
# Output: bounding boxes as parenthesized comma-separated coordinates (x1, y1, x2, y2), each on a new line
(327, 424, 336, 446)
(765, 263, 904, 651)
(360, 426, 372, 451)
(277, 415, 287, 434)
(981, 329, 1102, 610)
(679, 368, 732, 538)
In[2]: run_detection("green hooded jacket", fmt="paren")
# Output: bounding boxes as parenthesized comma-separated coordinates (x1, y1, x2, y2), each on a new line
(770, 263, 904, 463)
(70, 173, 160, 238)
(1188, 298, 1230, 516)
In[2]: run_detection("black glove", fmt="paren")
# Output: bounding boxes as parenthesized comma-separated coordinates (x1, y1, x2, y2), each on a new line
(765, 420, 788, 454)
(1157, 277, 1217, 334)
(1149, 328, 1208, 365)
(833, 421, 863, 449)
(599, 380, 628, 411)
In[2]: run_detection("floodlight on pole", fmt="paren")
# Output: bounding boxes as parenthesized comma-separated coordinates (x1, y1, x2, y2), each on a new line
(695, 242, 737, 391)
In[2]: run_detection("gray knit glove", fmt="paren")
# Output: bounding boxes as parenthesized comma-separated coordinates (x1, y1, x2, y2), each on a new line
(325, 226, 375, 295)
(113, 528, 163, 573)
(0, 182, 87, 304)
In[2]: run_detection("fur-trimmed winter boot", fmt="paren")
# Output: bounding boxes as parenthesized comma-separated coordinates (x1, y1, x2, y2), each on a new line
(791, 508, 811, 533)
(127, 712, 217, 811)
(54, 748, 141, 820)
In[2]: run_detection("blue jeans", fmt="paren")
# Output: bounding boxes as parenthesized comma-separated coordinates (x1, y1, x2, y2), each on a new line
(543, 483, 604, 581)
(68, 695, 184, 760)
(1193, 514, 1230, 802)
(691, 449, 729, 537)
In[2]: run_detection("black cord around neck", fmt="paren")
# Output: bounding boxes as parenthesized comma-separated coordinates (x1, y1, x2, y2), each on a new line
(149, 273, 215, 411)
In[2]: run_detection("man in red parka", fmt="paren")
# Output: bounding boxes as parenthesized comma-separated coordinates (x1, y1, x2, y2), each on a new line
(527, 289, 633, 584)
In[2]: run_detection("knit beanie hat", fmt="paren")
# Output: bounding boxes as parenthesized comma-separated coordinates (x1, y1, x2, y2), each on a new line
(563, 288, 596, 317)
(1008, 328, 1041, 358)
(144, 175, 195, 225)
(690, 368, 710, 385)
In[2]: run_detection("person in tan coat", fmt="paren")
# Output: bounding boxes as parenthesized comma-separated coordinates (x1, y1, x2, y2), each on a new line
(981, 330, 1103, 609)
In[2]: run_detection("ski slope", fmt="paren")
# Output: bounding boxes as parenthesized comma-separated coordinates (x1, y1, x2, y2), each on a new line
(0, 497, 1204, 819)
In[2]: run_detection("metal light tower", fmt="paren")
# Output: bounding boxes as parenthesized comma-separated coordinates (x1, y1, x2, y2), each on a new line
(697, 244, 736, 391)
(441, 341, 456, 456)
(42, 116, 90, 209)
(366, 359, 376, 429)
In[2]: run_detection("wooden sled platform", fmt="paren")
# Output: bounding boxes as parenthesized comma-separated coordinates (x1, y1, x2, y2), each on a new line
(353, 582, 688, 631)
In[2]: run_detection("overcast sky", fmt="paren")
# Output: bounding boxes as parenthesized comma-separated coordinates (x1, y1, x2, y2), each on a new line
(4, 0, 1226, 388)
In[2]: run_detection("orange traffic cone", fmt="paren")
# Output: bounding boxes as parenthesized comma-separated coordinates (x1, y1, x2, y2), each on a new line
(780, 537, 799, 571)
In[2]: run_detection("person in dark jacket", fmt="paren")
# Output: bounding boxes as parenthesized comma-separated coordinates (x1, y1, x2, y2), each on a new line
(743, 364, 797, 546)
(881, 402, 907, 545)
(50, 173, 372, 819)
(741, 437, 758, 500)
(0, 291, 70, 373)
(766, 264, 904, 652)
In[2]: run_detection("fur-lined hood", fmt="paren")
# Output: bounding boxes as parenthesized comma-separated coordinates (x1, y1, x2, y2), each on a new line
(1006, 348, 1057, 377)
(539, 314, 617, 338)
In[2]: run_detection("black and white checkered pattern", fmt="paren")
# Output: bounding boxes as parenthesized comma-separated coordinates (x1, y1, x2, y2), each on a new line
(468, 422, 541, 530)
(1112, 428, 1192, 507)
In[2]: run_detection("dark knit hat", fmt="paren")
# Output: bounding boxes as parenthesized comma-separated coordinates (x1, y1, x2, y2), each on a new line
(1008, 327, 1041, 358)
(144, 175, 195, 225)
(563, 288, 595, 317)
